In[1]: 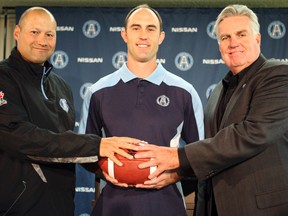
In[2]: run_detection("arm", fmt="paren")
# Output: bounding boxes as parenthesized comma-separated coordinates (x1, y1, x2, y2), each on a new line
(137, 63, 288, 181)
(0, 71, 139, 165)
(186, 64, 288, 181)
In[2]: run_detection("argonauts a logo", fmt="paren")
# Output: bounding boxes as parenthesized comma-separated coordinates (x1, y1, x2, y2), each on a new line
(82, 20, 101, 38)
(112, 51, 127, 69)
(175, 52, 194, 71)
(50, 50, 69, 69)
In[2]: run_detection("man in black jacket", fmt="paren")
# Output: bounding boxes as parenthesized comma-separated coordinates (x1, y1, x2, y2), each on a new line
(0, 7, 139, 215)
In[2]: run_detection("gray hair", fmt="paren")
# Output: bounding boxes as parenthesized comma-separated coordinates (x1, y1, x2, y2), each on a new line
(213, 5, 260, 40)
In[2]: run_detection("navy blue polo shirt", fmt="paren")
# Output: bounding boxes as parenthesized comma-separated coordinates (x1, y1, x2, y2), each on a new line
(79, 63, 204, 216)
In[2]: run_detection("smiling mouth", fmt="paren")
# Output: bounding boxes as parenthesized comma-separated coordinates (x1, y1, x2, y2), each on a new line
(229, 51, 243, 55)
(34, 47, 49, 51)
(137, 44, 149, 48)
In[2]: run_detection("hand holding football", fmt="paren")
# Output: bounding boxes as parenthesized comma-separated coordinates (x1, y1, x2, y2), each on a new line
(98, 150, 156, 185)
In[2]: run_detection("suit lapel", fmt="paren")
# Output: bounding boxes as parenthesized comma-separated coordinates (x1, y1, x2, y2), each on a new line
(205, 82, 223, 136)
(219, 55, 266, 129)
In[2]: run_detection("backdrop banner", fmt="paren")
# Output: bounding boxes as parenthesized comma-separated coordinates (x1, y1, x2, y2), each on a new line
(16, 6, 288, 216)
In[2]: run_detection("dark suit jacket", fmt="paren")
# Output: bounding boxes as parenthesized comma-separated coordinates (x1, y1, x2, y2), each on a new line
(185, 55, 288, 216)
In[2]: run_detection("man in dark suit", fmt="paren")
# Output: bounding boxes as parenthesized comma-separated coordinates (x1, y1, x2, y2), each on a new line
(134, 4, 288, 216)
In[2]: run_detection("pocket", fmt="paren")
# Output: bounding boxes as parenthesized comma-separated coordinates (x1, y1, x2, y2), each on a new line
(256, 188, 288, 209)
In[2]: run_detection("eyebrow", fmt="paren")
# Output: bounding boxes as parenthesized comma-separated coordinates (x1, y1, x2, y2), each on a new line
(232, 29, 248, 34)
(129, 23, 157, 29)
(220, 29, 248, 37)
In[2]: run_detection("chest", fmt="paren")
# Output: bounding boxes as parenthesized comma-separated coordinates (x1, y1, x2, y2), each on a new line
(92, 80, 191, 140)
(19, 75, 75, 132)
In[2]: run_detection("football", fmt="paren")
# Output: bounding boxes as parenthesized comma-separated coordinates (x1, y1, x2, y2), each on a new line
(98, 150, 156, 185)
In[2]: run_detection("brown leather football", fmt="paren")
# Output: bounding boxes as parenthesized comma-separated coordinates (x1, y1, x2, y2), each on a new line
(98, 150, 156, 185)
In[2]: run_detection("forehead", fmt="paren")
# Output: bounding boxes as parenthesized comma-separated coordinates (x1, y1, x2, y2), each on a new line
(21, 10, 56, 30)
(218, 16, 251, 33)
(127, 8, 160, 27)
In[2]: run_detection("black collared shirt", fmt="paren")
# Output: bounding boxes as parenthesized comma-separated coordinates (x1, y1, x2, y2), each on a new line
(217, 67, 248, 128)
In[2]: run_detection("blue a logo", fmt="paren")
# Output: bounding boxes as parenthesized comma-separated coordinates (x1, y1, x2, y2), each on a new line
(50, 50, 69, 69)
(80, 82, 93, 100)
(207, 21, 217, 39)
(82, 20, 101, 38)
(268, 21, 286, 39)
(156, 95, 170, 107)
(175, 52, 194, 71)
(112, 51, 127, 69)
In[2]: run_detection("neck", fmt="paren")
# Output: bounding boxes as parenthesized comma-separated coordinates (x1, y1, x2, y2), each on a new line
(126, 59, 157, 79)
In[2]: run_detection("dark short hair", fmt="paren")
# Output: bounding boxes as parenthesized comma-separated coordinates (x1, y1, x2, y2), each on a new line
(124, 4, 163, 32)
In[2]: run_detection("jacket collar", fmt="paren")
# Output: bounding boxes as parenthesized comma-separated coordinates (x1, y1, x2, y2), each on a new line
(218, 54, 267, 128)
(205, 54, 267, 132)
(8, 47, 53, 77)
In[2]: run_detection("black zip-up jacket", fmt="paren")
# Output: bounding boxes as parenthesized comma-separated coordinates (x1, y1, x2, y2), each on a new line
(0, 48, 101, 215)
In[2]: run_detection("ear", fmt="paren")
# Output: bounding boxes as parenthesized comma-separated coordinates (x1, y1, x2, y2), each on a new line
(158, 31, 165, 45)
(14, 25, 21, 40)
(256, 32, 261, 45)
(121, 29, 127, 43)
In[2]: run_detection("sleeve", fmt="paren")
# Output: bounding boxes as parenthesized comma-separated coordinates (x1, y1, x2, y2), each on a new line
(178, 85, 204, 176)
(78, 84, 104, 173)
(78, 86, 103, 136)
(181, 84, 204, 144)
(0, 70, 101, 163)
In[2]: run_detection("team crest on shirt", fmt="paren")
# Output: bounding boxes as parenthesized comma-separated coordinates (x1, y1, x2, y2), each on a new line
(0, 91, 7, 106)
(59, 98, 69, 113)
(156, 95, 170, 107)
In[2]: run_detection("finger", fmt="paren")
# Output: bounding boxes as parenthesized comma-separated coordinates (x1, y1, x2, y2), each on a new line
(148, 167, 165, 179)
(137, 144, 158, 151)
(114, 182, 129, 187)
(138, 160, 158, 169)
(135, 183, 157, 189)
(107, 155, 123, 166)
(103, 171, 118, 184)
(115, 137, 141, 146)
(134, 150, 155, 159)
(135, 178, 164, 189)
(112, 148, 134, 160)
(124, 144, 140, 151)
(103, 171, 130, 187)
(143, 178, 159, 185)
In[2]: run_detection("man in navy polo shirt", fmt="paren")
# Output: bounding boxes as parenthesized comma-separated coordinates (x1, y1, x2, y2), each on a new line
(79, 4, 204, 216)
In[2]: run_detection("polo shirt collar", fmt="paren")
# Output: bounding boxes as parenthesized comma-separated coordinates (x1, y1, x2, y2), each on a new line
(119, 63, 166, 85)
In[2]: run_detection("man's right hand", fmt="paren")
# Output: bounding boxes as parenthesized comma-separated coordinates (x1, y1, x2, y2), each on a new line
(99, 137, 140, 166)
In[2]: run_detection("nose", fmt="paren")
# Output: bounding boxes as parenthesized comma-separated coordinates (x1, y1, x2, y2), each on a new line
(229, 36, 239, 48)
(37, 33, 47, 46)
(139, 29, 148, 39)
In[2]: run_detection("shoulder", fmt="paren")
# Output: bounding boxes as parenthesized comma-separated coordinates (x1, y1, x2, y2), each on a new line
(0, 59, 14, 76)
(252, 59, 288, 84)
(48, 72, 74, 97)
(0, 60, 21, 86)
(250, 59, 288, 91)
(262, 59, 288, 69)
(261, 59, 288, 74)
(49, 72, 70, 86)
(89, 70, 121, 94)
(163, 70, 198, 95)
